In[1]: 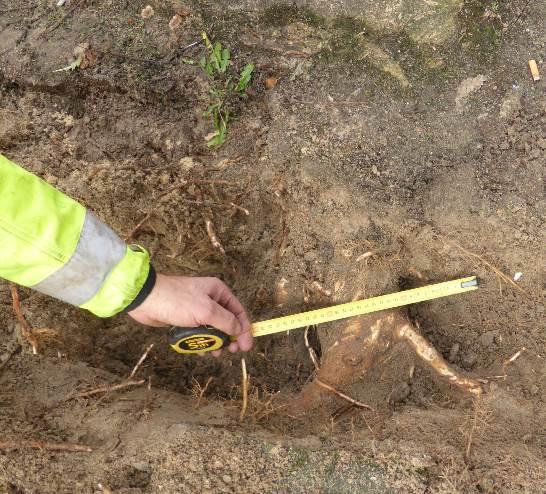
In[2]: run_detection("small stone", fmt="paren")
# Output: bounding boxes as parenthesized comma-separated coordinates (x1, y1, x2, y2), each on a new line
(529, 384, 539, 395)
(499, 141, 510, 150)
(537, 138, 546, 150)
(478, 332, 496, 348)
(132, 461, 151, 472)
(179, 156, 195, 172)
(222, 474, 232, 483)
(448, 342, 460, 362)
(461, 353, 477, 369)
(390, 382, 410, 403)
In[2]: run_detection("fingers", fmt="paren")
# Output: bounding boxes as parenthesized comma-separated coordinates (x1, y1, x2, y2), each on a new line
(201, 300, 241, 337)
(201, 278, 253, 352)
(205, 279, 249, 323)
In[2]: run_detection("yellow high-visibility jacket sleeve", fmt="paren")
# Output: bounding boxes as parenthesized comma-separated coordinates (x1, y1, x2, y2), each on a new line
(0, 154, 152, 317)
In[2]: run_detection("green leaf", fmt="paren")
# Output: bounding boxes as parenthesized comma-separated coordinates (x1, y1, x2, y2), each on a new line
(207, 122, 228, 147)
(199, 56, 213, 77)
(212, 42, 223, 71)
(235, 63, 254, 93)
(220, 48, 231, 72)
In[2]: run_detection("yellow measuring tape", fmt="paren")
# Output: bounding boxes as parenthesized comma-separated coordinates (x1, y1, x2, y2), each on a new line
(252, 275, 478, 336)
(169, 276, 479, 354)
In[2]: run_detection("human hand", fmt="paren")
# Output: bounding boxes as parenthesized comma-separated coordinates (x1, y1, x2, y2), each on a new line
(128, 274, 253, 356)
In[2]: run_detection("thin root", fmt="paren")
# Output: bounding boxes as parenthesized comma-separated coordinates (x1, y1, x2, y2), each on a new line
(9, 284, 39, 355)
(71, 380, 146, 399)
(239, 358, 249, 421)
(192, 376, 213, 409)
(230, 202, 250, 215)
(315, 378, 374, 411)
(125, 211, 153, 241)
(501, 347, 526, 374)
(304, 326, 320, 371)
(446, 239, 526, 294)
(465, 396, 481, 460)
(128, 343, 154, 380)
(205, 219, 226, 255)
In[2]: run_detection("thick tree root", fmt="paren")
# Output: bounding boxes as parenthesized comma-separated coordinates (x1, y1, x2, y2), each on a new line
(293, 310, 482, 412)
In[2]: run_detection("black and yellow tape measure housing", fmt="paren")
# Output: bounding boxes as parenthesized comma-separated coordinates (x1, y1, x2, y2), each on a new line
(169, 326, 231, 354)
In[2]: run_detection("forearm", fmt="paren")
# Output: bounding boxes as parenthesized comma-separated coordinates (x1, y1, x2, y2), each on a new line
(0, 154, 154, 317)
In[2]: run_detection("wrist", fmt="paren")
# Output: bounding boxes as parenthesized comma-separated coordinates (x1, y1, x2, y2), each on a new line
(124, 264, 157, 313)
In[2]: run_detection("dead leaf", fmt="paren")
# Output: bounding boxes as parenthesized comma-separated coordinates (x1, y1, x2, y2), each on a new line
(141, 5, 155, 19)
(265, 77, 278, 89)
(80, 48, 98, 69)
(169, 14, 183, 30)
(175, 8, 191, 17)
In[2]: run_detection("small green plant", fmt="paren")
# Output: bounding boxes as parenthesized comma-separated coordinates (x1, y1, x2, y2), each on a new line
(185, 32, 254, 148)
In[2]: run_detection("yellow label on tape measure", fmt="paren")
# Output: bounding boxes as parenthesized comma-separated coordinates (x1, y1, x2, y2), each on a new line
(251, 276, 478, 337)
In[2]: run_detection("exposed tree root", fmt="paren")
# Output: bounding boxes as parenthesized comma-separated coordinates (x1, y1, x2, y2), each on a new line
(240, 358, 249, 421)
(293, 310, 483, 413)
(10, 284, 40, 355)
(66, 344, 153, 401)
(315, 378, 374, 411)
(396, 323, 482, 396)
(71, 379, 146, 399)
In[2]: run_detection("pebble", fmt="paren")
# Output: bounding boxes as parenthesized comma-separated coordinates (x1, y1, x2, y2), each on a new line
(391, 382, 411, 403)
(132, 461, 151, 472)
(448, 342, 460, 362)
(478, 332, 496, 348)
(461, 353, 478, 369)
(222, 474, 232, 483)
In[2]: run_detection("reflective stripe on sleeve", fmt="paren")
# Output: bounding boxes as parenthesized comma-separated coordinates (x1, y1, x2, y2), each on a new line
(32, 210, 126, 306)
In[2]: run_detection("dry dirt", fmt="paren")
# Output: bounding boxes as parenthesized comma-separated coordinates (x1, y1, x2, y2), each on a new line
(1, 1, 545, 493)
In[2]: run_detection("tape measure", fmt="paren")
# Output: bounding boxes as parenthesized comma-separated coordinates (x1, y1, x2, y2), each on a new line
(168, 276, 479, 354)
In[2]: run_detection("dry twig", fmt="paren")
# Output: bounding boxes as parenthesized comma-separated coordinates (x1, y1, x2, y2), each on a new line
(0, 439, 92, 452)
(239, 358, 249, 421)
(315, 378, 374, 411)
(9, 284, 39, 355)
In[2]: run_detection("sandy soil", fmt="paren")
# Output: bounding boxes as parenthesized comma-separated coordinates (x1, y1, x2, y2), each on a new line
(1, 1, 545, 493)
